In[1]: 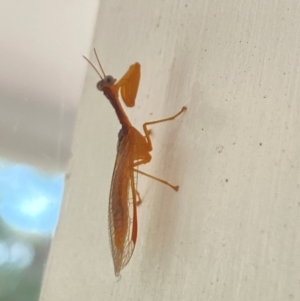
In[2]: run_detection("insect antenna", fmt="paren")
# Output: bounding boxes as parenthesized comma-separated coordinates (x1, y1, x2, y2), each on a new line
(83, 55, 104, 79)
(93, 48, 107, 78)
(83, 48, 107, 80)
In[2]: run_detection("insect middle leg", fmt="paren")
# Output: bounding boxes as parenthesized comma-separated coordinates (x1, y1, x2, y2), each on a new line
(132, 107, 186, 191)
(142, 106, 186, 150)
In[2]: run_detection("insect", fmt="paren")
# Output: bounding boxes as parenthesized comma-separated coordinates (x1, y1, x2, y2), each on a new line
(83, 49, 186, 276)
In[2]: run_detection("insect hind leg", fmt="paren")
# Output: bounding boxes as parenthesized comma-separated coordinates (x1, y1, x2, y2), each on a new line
(135, 190, 142, 206)
(133, 168, 179, 191)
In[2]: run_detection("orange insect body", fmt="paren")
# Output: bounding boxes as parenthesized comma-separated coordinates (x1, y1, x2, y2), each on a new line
(84, 49, 186, 276)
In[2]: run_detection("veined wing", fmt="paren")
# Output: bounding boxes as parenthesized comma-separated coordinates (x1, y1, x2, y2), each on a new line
(108, 126, 138, 276)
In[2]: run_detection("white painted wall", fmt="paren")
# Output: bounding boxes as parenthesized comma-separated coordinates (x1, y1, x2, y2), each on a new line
(41, 1, 300, 300)
(0, 1, 99, 171)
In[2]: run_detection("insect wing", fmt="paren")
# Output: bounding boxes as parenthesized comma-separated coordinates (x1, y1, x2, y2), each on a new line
(108, 129, 138, 276)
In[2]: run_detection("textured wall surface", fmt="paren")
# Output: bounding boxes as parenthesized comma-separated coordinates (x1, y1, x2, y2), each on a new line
(41, 1, 300, 300)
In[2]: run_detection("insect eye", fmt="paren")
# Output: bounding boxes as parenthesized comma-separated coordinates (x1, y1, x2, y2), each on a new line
(105, 75, 117, 85)
(97, 76, 117, 91)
